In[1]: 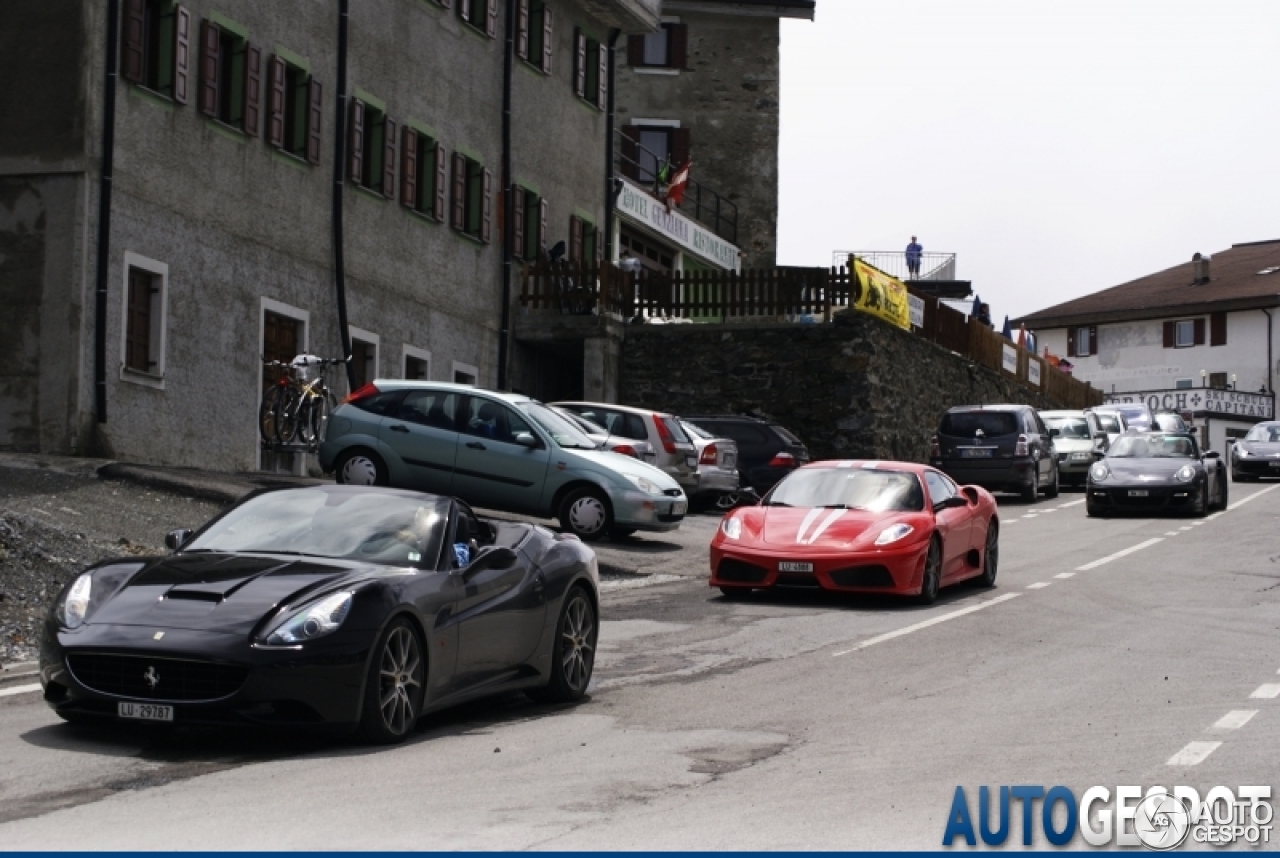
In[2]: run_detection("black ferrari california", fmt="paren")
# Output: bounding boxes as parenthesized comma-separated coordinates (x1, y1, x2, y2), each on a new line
(40, 485, 600, 743)
(1086, 431, 1227, 517)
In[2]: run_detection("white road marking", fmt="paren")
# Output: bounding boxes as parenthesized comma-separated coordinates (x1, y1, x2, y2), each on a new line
(1248, 683, 1280, 699)
(1057, 499, 1085, 509)
(1207, 512, 1225, 521)
(1003, 519, 1019, 524)
(1053, 572, 1075, 579)
(1167, 741, 1222, 766)
(0, 683, 41, 699)
(1191, 520, 1207, 526)
(1229, 483, 1280, 511)
(1211, 710, 1258, 731)
(1022, 514, 1038, 519)
(1179, 526, 1193, 531)
(1042, 508, 1058, 513)
(1075, 538, 1163, 571)
(1164, 531, 1180, 537)
(1026, 582, 1050, 589)
(831, 593, 1022, 657)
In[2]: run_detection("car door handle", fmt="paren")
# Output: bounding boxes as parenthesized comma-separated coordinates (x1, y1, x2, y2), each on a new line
(389, 424, 409, 433)
(466, 441, 486, 450)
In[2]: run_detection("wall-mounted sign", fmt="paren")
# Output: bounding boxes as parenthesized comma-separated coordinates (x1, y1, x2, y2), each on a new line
(1104, 387, 1275, 420)
(1002, 343, 1018, 374)
(616, 179, 741, 271)
(1028, 359, 1042, 387)
(908, 294, 925, 329)
(851, 259, 910, 330)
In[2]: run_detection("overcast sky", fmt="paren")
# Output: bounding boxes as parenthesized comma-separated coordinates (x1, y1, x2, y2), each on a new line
(776, 0, 1280, 324)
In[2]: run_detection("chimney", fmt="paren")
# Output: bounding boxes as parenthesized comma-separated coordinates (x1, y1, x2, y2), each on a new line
(1192, 252, 1211, 285)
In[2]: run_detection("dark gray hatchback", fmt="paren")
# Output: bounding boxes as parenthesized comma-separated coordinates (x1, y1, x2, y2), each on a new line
(930, 404, 1059, 501)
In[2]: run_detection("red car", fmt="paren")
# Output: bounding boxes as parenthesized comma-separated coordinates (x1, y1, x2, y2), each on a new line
(710, 461, 1000, 604)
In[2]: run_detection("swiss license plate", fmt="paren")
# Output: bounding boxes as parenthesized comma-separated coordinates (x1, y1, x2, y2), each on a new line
(671, 501, 687, 516)
(778, 561, 814, 572)
(723, 454, 737, 469)
(1127, 489, 1149, 497)
(1269, 461, 1280, 468)
(686, 456, 698, 468)
(118, 701, 173, 722)
(959, 447, 994, 459)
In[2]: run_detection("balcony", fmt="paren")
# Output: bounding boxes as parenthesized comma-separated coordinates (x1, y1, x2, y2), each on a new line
(615, 128, 739, 245)
(833, 250, 971, 299)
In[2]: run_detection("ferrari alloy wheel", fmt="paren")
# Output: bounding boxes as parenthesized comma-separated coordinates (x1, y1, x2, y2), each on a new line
(559, 487, 612, 541)
(336, 450, 387, 486)
(976, 520, 999, 588)
(1192, 482, 1208, 518)
(530, 587, 597, 703)
(917, 538, 942, 605)
(360, 619, 425, 744)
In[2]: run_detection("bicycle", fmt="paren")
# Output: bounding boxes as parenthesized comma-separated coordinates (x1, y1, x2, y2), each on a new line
(259, 355, 349, 446)
(258, 358, 293, 443)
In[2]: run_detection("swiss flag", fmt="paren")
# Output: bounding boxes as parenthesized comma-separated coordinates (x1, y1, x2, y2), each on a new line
(665, 161, 691, 211)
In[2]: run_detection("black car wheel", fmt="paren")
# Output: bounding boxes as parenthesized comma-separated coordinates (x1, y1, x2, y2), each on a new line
(1043, 464, 1060, 499)
(336, 449, 388, 486)
(558, 487, 612, 542)
(359, 618, 425, 744)
(530, 586, 597, 702)
(1020, 469, 1038, 503)
(1210, 472, 1228, 511)
(1191, 482, 1208, 518)
(1231, 467, 1252, 484)
(975, 520, 998, 587)
(714, 491, 741, 512)
(916, 538, 942, 605)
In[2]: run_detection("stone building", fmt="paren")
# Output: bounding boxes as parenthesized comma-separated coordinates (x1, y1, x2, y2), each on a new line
(0, 0, 658, 470)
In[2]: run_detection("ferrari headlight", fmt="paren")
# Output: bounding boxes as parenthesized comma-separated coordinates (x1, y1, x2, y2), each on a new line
(1089, 462, 1110, 482)
(1175, 465, 1196, 483)
(720, 517, 743, 540)
(262, 591, 353, 646)
(874, 523, 914, 546)
(59, 573, 93, 629)
(624, 474, 661, 494)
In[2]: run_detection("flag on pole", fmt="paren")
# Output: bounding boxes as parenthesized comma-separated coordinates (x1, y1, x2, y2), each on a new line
(1001, 315, 1013, 339)
(665, 161, 691, 212)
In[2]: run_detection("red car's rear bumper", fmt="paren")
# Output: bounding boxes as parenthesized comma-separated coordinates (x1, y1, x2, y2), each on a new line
(710, 539, 931, 595)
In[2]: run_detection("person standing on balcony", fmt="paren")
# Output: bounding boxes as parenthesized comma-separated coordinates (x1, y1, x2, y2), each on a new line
(905, 236, 923, 278)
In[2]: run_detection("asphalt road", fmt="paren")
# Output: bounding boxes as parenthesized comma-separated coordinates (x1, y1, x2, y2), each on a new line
(2, 472, 1279, 849)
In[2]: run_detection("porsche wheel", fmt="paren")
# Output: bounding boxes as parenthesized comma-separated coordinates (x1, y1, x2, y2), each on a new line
(1086, 500, 1104, 518)
(975, 520, 998, 588)
(1191, 482, 1208, 518)
(916, 538, 942, 605)
(336, 449, 388, 486)
(1210, 473, 1228, 511)
(530, 586, 597, 702)
(559, 487, 612, 542)
(1217, 475, 1229, 509)
(359, 618, 425, 744)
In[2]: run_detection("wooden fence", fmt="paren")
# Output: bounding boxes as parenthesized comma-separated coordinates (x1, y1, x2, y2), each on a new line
(520, 263, 1101, 409)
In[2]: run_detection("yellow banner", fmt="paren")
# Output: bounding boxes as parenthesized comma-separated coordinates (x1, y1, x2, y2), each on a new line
(852, 259, 911, 330)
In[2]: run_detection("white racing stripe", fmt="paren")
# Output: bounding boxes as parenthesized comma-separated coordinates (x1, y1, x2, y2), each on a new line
(1248, 683, 1280, 699)
(0, 683, 41, 699)
(1228, 483, 1280, 511)
(804, 508, 848, 544)
(1075, 538, 1163, 571)
(831, 593, 1021, 657)
(1211, 710, 1258, 731)
(1167, 741, 1222, 766)
(793, 508, 824, 544)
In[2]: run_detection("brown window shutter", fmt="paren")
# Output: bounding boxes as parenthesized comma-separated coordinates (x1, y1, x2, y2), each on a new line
(516, 0, 529, 59)
(198, 19, 221, 116)
(627, 34, 644, 67)
(481, 168, 493, 243)
(512, 188, 526, 260)
(244, 44, 262, 135)
(1087, 325, 1098, 356)
(620, 125, 639, 180)
(348, 99, 365, 182)
(266, 55, 286, 147)
(1162, 320, 1175, 348)
(400, 125, 418, 208)
(1210, 312, 1226, 346)
(486, 0, 498, 38)
(671, 127, 691, 167)
(126, 269, 152, 371)
(574, 28, 586, 98)
(123, 0, 145, 83)
(570, 216, 584, 265)
(434, 141, 448, 220)
(539, 198, 548, 254)
(541, 5, 554, 73)
(382, 116, 397, 198)
(1193, 317, 1205, 346)
(451, 152, 467, 230)
(1066, 327, 1077, 357)
(306, 78, 323, 164)
(670, 23, 688, 69)
(458, 0, 470, 24)
(597, 41, 608, 109)
(172, 5, 191, 103)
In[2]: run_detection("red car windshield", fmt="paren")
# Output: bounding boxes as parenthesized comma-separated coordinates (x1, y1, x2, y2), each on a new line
(765, 469, 924, 512)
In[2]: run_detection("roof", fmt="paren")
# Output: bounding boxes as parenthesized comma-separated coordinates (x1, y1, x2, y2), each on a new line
(663, 0, 816, 20)
(1015, 240, 1280, 329)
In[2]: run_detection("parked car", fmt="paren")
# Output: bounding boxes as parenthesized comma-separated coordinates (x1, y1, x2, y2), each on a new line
(1152, 410, 1191, 433)
(41, 485, 599, 743)
(550, 405, 654, 461)
(1039, 409, 1100, 487)
(1229, 420, 1280, 482)
(931, 404, 1059, 501)
(682, 415, 810, 501)
(551, 401, 698, 493)
(1093, 402, 1155, 431)
(1083, 407, 1130, 449)
(1086, 430, 1226, 517)
(710, 461, 999, 604)
(319, 382, 687, 541)
(678, 419, 741, 510)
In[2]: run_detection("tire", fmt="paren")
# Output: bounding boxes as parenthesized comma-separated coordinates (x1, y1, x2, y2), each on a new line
(1020, 469, 1038, 503)
(719, 586, 750, 600)
(1191, 482, 1208, 518)
(558, 487, 612, 542)
(298, 393, 332, 446)
(529, 586, 597, 703)
(916, 538, 942, 605)
(1086, 500, 1103, 518)
(358, 618, 426, 745)
(1211, 473, 1228, 511)
(258, 385, 287, 442)
(335, 449, 388, 486)
(276, 387, 303, 444)
(975, 520, 998, 587)
(1043, 464, 1060, 499)
(714, 491, 741, 512)
(609, 527, 637, 540)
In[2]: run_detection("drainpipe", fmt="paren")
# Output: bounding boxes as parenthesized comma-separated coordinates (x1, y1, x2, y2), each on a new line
(94, 0, 121, 423)
(331, 0, 355, 390)
(603, 29, 620, 260)
(497, 0, 516, 390)
(1263, 307, 1274, 395)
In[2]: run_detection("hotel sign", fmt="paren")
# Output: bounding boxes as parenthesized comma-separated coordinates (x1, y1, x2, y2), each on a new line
(616, 179, 741, 271)
(1104, 388, 1275, 420)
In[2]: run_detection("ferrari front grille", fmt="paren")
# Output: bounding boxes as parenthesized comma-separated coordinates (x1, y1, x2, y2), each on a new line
(828, 565, 896, 588)
(66, 652, 249, 702)
(716, 559, 769, 583)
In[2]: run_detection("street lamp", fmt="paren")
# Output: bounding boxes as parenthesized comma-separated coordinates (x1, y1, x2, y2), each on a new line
(1200, 369, 1207, 388)
(1230, 373, 1237, 390)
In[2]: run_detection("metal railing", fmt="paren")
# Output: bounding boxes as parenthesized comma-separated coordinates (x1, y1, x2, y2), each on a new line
(835, 250, 957, 283)
(615, 129, 738, 245)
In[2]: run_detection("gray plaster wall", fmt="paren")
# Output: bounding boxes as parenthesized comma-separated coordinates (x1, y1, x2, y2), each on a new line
(615, 9, 781, 267)
(619, 312, 1065, 463)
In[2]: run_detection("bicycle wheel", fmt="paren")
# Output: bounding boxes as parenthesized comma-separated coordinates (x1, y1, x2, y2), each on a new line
(298, 393, 332, 446)
(276, 387, 304, 443)
(258, 385, 286, 442)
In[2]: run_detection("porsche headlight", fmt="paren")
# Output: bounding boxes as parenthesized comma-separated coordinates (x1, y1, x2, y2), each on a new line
(1236, 446, 1250, 459)
(59, 573, 93, 629)
(262, 591, 354, 646)
(1089, 462, 1110, 482)
(720, 517, 743, 540)
(874, 523, 914, 546)
(1175, 465, 1196, 483)
(624, 474, 662, 494)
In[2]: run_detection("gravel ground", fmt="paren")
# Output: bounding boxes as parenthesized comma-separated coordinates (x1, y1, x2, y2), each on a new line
(0, 461, 224, 663)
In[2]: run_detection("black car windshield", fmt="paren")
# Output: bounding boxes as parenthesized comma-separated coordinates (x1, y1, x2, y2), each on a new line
(518, 401, 596, 449)
(766, 468, 924, 512)
(1045, 416, 1090, 439)
(940, 412, 1019, 438)
(1244, 424, 1280, 442)
(1108, 434, 1196, 459)
(185, 488, 451, 567)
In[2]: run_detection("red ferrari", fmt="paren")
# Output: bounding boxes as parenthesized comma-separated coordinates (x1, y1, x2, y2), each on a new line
(710, 461, 1000, 604)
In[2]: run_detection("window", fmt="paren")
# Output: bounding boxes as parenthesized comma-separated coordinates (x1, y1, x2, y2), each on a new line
(348, 328, 380, 391)
(1209, 372, 1229, 390)
(1175, 378, 1194, 390)
(461, 397, 532, 444)
(451, 152, 492, 242)
(620, 229, 674, 274)
(512, 187, 546, 261)
(349, 99, 395, 197)
(1210, 311, 1227, 346)
(261, 299, 308, 395)
(198, 18, 260, 134)
(1066, 325, 1097, 358)
(122, 0, 191, 103)
(626, 23, 687, 70)
(573, 28, 608, 109)
(516, 0, 554, 73)
(620, 124, 690, 184)
(397, 390, 457, 430)
(400, 127, 446, 220)
(402, 345, 431, 380)
(458, 0, 498, 38)
(452, 362, 479, 385)
(924, 471, 958, 506)
(1164, 318, 1205, 349)
(267, 55, 322, 164)
(569, 216, 602, 267)
(121, 253, 168, 383)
